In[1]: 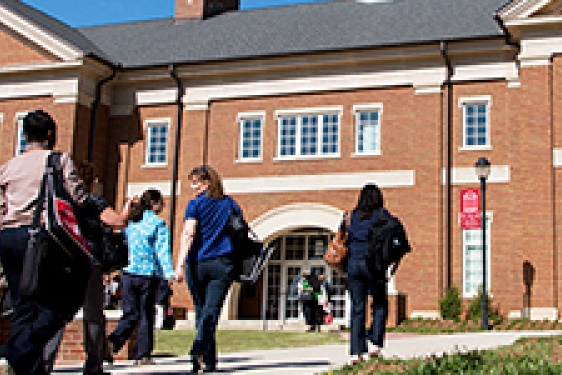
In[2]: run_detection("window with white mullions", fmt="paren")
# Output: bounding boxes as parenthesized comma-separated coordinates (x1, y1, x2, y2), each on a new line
(277, 111, 339, 158)
(16, 113, 28, 155)
(356, 111, 380, 154)
(463, 216, 491, 297)
(145, 120, 169, 166)
(238, 113, 264, 161)
(460, 96, 491, 149)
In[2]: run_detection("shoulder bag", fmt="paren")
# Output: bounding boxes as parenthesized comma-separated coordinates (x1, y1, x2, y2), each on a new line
(324, 211, 351, 274)
(19, 152, 92, 317)
(226, 201, 273, 284)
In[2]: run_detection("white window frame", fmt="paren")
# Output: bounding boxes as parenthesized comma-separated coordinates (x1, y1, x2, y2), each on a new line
(462, 212, 493, 298)
(352, 103, 383, 157)
(459, 96, 492, 151)
(15, 112, 28, 156)
(143, 118, 170, 168)
(274, 106, 342, 161)
(237, 111, 264, 163)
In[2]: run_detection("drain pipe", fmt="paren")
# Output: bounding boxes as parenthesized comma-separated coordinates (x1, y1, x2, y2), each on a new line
(88, 66, 118, 163)
(169, 65, 184, 255)
(440, 41, 453, 292)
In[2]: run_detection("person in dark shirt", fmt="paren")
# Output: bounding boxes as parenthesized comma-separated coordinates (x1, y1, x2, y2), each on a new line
(345, 183, 390, 365)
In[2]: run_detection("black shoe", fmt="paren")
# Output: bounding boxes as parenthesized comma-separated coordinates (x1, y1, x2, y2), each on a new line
(191, 354, 203, 373)
(306, 325, 315, 332)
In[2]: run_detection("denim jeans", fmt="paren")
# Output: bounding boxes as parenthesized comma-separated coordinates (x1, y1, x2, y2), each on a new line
(346, 258, 388, 355)
(189, 255, 235, 367)
(108, 272, 157, 360)
(0, 226, 67, 374)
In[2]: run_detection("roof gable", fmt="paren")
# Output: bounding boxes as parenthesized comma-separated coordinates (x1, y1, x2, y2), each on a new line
(0, 0, 110, 63)
(497, 0, 562, 20)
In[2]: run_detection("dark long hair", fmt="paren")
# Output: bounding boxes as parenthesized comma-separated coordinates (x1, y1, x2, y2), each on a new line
(354, 183, 384, 220)
(128, 189, 163, 222)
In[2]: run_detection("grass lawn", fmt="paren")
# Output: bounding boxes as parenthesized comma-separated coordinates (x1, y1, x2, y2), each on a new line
(329, 335, 562, 374)
(153, 329, 347, 357)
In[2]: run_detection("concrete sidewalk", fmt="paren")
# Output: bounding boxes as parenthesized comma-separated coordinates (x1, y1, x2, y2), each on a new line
(53, 330, 562, 375)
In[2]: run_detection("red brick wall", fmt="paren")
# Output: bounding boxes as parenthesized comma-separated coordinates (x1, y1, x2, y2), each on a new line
(0, 28, 53, 66)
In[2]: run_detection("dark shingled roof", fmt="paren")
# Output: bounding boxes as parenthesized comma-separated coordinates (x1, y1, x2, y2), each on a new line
(3, 0, 510, 68)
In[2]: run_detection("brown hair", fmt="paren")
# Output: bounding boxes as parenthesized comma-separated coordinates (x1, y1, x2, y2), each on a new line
(188, 165, 224, 200)
(128, 189, 164, 222)
(76, 160, 95, 191)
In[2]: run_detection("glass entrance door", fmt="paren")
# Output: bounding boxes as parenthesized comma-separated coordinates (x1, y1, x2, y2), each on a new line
(265, 228, 347, 322)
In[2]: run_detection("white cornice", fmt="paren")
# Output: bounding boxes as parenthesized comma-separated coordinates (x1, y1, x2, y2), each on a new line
(136, 88, 179, 106)
(498, 0, 552, 20)
(442, 166, 511, 185)
(222, 170, 415, 194)
(0, 78, 79, 101)
(0, 3, 82, 61)
(0, 61, 83, 75)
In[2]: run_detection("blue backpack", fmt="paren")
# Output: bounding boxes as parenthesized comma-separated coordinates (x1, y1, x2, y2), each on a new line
(366, 208, 411, 275)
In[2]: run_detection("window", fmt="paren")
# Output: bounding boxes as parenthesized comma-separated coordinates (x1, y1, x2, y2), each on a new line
(460, 97, 491, 149)
(463, 216, 491, 297)
(276, 108, 341, 159)
(354, 104, 382, 155)
(238, 112, 264, 161)
(145, 119, 169, 166)
(16, 113, 28, 155)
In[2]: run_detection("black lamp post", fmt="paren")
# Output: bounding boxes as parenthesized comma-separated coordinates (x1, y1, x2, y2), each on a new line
(475, 157, 491, 330)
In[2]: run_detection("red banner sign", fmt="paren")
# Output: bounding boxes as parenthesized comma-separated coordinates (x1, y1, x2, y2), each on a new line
(460, 188, 481, 230)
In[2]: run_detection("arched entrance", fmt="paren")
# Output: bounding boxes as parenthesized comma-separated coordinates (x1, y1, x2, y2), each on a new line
(235, 203, 348, 323)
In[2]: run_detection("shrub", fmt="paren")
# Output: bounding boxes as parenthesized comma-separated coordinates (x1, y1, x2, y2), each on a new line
(466, 286, 498, 322)
(439, 286, 462, 321)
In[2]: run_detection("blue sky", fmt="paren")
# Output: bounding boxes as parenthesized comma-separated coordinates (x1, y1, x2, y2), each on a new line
(21, 0, 323, 27)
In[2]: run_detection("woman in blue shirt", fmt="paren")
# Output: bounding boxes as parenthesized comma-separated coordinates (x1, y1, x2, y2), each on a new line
(107, 189, 175, 365)
(345, 183, 389, 365)
(175, 165, 241, 373)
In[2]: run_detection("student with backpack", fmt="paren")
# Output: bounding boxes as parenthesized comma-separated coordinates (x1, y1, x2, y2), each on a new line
(344, 183, 395, 365)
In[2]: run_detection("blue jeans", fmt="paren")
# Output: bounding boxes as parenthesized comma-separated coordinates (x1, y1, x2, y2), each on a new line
(0, 226, 67, 374)
(346, 258, 388, 355)
(108, 272, 157, 360)
(189, 255, 235, 367)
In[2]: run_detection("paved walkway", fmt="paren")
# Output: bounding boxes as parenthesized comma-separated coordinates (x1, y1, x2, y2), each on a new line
(53, 330, 562, 374)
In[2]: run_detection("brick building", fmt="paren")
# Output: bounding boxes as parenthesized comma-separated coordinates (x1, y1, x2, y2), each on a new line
(1, 0, 562, 325)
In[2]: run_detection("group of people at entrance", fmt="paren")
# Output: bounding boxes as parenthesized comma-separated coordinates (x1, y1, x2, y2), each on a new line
(0, 109, 393, 373)
(0, 110, 245, 374)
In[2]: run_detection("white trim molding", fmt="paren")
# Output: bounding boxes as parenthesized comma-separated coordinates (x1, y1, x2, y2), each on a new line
(250, 202, 343, 242)
(553, 148, 562, 167)
(442, 166, 510, 185)
(136, 89, 179, 106)
(126, 181, 181, 198)
(0, 3, 82, 61)
(0, 78, 79, 101)
(223, 170, 415, 194)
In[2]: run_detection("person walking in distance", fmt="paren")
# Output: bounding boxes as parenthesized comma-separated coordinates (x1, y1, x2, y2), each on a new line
(175, 165, 241, 373)
(345, 183, 390, 365)
(107, 189, 175, 366)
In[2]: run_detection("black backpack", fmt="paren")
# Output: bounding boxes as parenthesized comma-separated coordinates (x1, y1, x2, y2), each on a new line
(367, 208, 411, 275)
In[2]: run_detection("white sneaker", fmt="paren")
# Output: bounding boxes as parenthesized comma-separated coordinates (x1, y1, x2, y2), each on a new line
(0, 358, 15, 375)
(367, 342, 382, 358)
(347, 354, 363, 366)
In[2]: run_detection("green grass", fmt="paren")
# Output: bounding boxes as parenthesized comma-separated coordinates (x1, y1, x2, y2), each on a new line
(328, 335, 562, 374)
(153, 329, 346, 357)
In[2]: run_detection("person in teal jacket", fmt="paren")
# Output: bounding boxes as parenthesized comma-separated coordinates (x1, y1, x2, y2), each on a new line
(107, 189, 175, 365)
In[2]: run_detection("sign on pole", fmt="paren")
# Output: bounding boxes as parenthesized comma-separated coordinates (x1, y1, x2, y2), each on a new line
(460, 188, 480, 230)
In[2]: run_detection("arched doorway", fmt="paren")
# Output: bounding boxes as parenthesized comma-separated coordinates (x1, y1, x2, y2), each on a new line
(235, 203, 347, 323)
